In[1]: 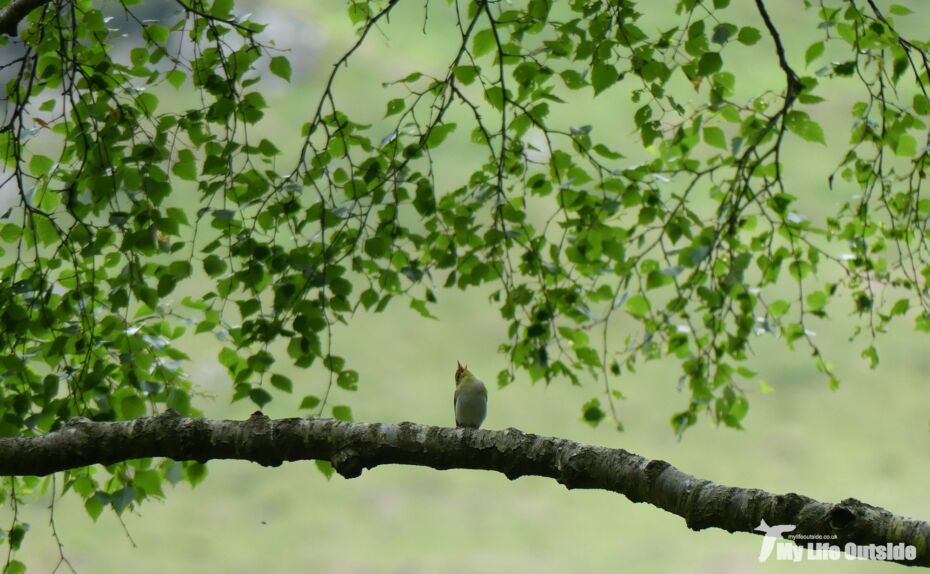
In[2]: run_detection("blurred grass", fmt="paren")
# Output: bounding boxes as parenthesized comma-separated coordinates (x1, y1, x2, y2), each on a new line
(13, 1, 930, 573)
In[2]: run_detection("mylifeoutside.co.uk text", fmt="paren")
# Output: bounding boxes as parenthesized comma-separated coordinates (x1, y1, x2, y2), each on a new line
(787, 533, 838, 541)
(776, 542, 917, 561)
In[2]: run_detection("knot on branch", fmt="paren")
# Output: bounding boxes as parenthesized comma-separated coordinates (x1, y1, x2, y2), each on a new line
(829, 499, 861, 533)
(158, 408, 181, 420)
(556, 451, 583, 490)
(644, 458, 670, 483)
(245, 411, 283, 468)
(332, 448, 363, 479)
(495, 428, 532, 480)
(503, 427, 527, 441)
(772, 492, 809, 517)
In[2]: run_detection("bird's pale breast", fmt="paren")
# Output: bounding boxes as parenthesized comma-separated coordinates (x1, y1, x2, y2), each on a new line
(455, 383, 487, 428)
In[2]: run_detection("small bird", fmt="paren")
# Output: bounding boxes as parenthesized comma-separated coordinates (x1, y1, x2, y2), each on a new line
(453, 361, 487, 429)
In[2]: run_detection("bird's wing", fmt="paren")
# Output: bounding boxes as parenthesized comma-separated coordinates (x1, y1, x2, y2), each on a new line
(478, 380, 488, 397)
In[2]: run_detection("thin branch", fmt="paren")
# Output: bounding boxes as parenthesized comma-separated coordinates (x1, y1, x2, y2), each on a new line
(0, 411, 928, 567)
(754, 0, 802, 99)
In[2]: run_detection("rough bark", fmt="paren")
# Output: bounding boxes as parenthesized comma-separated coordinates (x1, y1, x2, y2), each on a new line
(0, 410, 927, 567)
(0, 0, 51, 36)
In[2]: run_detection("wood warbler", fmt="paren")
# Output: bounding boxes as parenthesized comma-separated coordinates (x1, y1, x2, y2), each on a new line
(453, 361, 487, 429)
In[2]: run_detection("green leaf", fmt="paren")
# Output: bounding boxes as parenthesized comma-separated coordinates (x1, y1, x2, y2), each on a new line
(625, 294, 651, 318)
(172, 151, 197, 181)
(0, 223, 19, 243)
(29, 154, 54, 176)
(258, 139, 279, 157)
(702, 126, 727, 150)
(561, 69, 587, 90)
(890, 298, 910, 316)
(32, 215, 58, 247)
(472, 28, 496, 58)
(359, 288, 379, 310)
(591, 63, 619, 95)
(729, 395, 749, 421)
(788, 260, 812, 280)
(211, 0, 233, 18)
(786, 111, 826, 145)
(269, 56, 292, 81)
(249, 388, 273, 407)
(581, 398, 605, 427)
(737, 26, 761, 45)
(769, 299, 790, 317)
(270, 374, 293, 393)
(592, 144, 622, 159)
(136, 91, 159, 114)
(85, 494, 105, 521)
(427, 123, 456, 148)
(805, 41, 825, 66)
(895, 134, 917, 157)
(914, 94, 930, 116)
(186, 462, 208, 487)
(166, 389, 191, 414)
(698, 52, 723, 76)
(453, 65, 479, 85)
(8, 524, 27, 550)
(484, 86, 504, 110)
(203, 254, 227, 277)
(711, 23, 735, 45)
(134, 469, 164, 497)
(385, 98, 405, 117)
(646, 270, 673, 290)
(315, 460, 334, 480)
(806, 290, 827, 310)
(347, 2, 370, 24)
(410, 298, 437, 319)
(145, 24, 169, 43)
(299, 395, 321, 410)
(364, 236, 389, 258)
(164, 461, 185, 485)
(111, 486, 136, 514)
(166, 69, 186, 89)
(121, 395, 146, 419)
(329, 277, 353, 297)
(332, 405, 353, 421)
(337, 370, 359, 391)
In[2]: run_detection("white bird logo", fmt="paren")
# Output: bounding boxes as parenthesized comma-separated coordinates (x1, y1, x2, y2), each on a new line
(755, 519, 797, 562)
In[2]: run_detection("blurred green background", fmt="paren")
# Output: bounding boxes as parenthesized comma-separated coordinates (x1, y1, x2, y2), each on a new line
(14, 1, 930, 572)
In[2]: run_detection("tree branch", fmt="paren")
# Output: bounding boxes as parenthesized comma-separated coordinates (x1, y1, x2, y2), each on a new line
(754, 0, 802, 100)
(1, 411, 928, 566)
(0, 0, 52, 36)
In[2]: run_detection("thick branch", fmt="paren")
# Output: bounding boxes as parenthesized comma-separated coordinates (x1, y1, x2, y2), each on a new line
(0, 0, 51, 36)
(1, 411, 928, 566)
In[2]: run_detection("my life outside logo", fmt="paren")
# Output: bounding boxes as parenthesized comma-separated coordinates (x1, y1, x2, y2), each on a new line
(755, 520, 917, 562)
